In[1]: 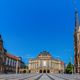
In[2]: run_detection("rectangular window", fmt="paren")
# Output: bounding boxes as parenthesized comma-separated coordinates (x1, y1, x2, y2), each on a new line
(6, 57, 8, 65)
(9, 58, 11, 66)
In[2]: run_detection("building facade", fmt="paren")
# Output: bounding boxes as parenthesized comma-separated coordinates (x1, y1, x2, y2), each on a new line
(74, 11, 80, 73)
(0, 35, 25, 73)
(28, 51, 64, 73)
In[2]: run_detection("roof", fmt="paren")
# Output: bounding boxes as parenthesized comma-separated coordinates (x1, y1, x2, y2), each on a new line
(5, 53, 19, 60)
(61, 61, 64, 65)
(29, 51, 64, 64)
(38, 51, 51, 56)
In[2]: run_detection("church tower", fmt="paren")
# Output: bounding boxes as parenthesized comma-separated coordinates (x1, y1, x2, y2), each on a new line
(0, 35, 3, 51)
(74, 11, 80, 73)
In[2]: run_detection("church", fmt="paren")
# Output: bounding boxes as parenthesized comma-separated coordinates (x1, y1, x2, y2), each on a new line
(28, 51, 64, 73)
(74, 10, 80, 73)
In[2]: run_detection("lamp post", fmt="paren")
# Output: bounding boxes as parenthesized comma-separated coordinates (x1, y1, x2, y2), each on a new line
(16, 58, 19, 74)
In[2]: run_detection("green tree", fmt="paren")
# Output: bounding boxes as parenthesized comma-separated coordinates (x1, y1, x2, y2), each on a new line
(65, 62, 74, 74)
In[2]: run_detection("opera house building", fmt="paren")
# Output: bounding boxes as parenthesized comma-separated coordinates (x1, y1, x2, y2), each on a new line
(29, 51, 64, 73)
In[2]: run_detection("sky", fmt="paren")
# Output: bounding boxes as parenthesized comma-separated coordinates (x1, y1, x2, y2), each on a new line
(0, 0, 80, 64)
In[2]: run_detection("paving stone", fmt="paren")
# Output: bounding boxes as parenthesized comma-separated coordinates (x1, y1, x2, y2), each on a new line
(0, 74, 80, 80)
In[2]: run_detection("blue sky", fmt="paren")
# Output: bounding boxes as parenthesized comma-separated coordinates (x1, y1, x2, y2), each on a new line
(0, 0, 80, 64)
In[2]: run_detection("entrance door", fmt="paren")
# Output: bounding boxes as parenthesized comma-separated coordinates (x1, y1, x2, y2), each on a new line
(39, 70, 42, 73)
(23, 70, 26, 73)
(47, 70, 50, 73)
(43, 70, 46, 73)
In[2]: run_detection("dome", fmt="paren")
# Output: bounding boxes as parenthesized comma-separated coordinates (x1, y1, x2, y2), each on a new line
(38, 51, 51, 56)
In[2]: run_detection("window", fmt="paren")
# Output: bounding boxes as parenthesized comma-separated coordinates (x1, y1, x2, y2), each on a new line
(6, 57, 8, 65)
(43, 61, 47, 67)
(9, 58, 11, 66)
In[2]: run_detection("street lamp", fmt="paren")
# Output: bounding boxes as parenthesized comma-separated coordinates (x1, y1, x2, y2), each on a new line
(16, 57, 21, 74)
(16, 59, 18, 74)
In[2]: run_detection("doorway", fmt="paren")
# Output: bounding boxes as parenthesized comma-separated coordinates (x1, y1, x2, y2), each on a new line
(47, 70, 50, 73)
(39, 70, 42, 73)
(43, 70, 46, 73)
(23, 70, 26, 73)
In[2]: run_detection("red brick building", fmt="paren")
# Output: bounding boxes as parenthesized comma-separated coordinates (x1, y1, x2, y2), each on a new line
(74, 11, 80, 73)
(0, 35, 25, 73)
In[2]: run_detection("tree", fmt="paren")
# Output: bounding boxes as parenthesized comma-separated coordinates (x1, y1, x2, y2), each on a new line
(65, 62, 74, 74)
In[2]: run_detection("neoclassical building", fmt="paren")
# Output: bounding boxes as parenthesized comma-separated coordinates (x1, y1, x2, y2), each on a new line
(74, 11, 80, 73)
(0, 35, 25, 73)
(28, 51, 64, 73)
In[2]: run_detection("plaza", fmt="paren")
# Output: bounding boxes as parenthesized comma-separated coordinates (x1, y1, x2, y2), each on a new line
(0, 73, 80, 80)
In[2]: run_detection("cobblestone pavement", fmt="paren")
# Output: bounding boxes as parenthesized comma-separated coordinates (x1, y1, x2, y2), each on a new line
(0, 74, 80, 80)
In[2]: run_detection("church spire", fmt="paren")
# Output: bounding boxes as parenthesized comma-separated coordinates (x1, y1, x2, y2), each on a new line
(75, 10, 79, 31)
(0, 34, 3, 43)
(0, 34, 3, 51)
(73, 0, 79, 31)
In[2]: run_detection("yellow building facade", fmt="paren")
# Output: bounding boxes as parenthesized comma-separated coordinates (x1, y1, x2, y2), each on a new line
(29, 51, 64, 73)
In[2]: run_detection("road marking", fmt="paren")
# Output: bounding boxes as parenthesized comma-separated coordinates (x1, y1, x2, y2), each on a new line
(35, 74, 43, 80)
(38, 74, 55, 80)
(19, 74, 42, 80)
